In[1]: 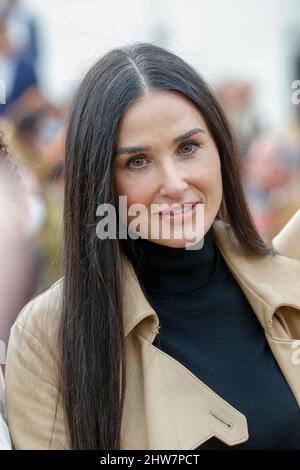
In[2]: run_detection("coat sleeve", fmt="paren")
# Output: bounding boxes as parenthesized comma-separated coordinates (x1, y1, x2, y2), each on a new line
(4, 281, 70, 450)
(272, 209, 300, 261)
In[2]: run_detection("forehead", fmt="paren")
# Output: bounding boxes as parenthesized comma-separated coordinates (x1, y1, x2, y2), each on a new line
(116, 90, 208, 145)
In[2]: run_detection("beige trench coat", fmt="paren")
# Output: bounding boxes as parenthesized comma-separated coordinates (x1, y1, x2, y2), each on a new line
(4, 219, 300, 449)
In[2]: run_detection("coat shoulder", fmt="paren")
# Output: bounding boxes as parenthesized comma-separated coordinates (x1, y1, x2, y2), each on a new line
(272, 209, 300, 261)
(12, 277, 64, 344)
(213, 219, 300, 310)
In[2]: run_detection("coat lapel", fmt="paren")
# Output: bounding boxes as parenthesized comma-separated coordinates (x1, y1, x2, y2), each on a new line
(120, 234, 249, 449)
(120, 328, 249, 449)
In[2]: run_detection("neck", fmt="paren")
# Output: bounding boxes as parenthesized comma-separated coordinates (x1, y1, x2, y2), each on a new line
(121, 227, 220, 295)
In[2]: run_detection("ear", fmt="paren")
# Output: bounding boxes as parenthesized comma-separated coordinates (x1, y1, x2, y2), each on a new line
(272, 209, 300, 260)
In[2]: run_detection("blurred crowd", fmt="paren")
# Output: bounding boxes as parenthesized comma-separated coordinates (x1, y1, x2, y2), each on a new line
(216, 79, 300, 242)
(0, 1, 66, 348)
(0, 0, 300, 352)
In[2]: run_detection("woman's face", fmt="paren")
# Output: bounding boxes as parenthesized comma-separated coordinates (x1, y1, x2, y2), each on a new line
(113, 90, 223, 248)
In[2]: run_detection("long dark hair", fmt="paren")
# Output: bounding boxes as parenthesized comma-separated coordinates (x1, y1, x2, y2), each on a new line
(59, 42, 272, 450)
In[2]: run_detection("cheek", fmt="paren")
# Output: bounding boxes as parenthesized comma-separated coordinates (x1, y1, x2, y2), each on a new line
(210, 159, 223, 194)
(209, 159, 223, 213)
(209, 161, 223, 206)
(191, 155, 222, 196)
(114, 172, 153, 208)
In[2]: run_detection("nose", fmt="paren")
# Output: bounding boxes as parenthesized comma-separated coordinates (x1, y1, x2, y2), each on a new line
(158, 160, 188, 198)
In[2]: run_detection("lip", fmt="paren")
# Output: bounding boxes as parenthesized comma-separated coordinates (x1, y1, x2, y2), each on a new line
(157, 201, 203, 222)
(157, 201, 202, 214)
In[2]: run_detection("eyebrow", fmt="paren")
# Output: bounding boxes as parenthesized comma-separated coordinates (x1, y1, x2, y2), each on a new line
(115, 127, 206, 157)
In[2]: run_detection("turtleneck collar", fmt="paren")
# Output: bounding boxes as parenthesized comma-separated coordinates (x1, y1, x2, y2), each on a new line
(121, 227, 220, 295)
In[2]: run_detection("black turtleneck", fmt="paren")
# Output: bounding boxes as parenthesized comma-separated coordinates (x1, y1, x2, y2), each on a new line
(121, 228, 300, 450)
(123, 227, 219, 295)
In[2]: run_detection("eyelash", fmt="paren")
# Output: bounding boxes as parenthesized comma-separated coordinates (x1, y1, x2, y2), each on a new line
(125, 141, 201, 170)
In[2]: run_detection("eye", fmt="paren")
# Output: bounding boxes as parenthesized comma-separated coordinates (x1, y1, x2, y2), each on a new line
(124, 140, 201, 170)
(180, 141, 200, 155)
(125, 156, 147, 169)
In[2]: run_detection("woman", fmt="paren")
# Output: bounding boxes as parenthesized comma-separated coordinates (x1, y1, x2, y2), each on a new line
(4, 42, 300, 450)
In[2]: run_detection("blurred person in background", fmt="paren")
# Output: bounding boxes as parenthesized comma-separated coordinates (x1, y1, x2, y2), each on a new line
(0, 82, 66, 294)
(0, 126, 50, 450)
(0, 130, 40, 347)
(10, 105, 64, 181)
(0, 17, 41, 118)
(216, 79, 262, 159)
(244, 133, 300, 244)
(0, 0, 39, 64)
(9, 108, 66, 293)
(0, 3, 69, 290)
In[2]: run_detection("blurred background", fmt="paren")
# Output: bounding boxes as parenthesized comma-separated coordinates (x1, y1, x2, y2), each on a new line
(0, 0, 300, 351)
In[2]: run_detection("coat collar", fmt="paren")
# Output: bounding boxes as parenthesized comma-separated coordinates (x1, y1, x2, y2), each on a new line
(120, 219, 300, 340)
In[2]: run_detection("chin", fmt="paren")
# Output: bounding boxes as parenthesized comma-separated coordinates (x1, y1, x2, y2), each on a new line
(148, 234, 204, 249)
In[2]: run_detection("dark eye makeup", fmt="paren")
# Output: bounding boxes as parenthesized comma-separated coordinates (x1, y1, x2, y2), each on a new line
(125, 140, 202, 170)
